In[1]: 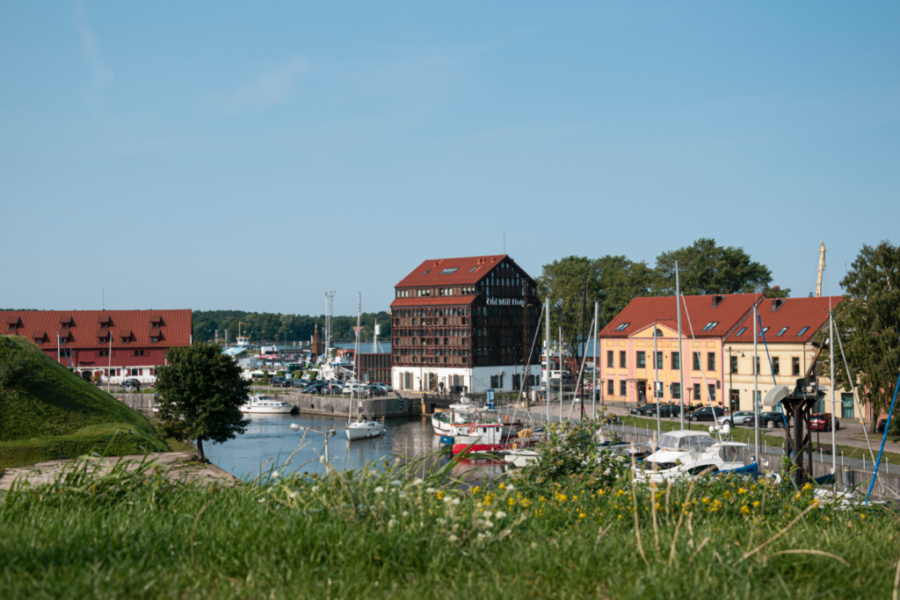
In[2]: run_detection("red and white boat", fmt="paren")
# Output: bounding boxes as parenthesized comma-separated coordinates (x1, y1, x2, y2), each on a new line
(451, 421, 537, 455)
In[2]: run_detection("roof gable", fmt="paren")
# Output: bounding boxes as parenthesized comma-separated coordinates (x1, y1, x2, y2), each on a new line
(395, 254, 533, 288)
(725, 296, 842, 344)
(600, 293, 763, 339)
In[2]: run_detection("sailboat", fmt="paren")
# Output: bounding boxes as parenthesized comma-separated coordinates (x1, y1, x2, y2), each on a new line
(345, 293, 385, 441)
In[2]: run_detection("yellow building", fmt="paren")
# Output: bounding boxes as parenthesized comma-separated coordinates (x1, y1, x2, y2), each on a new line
(599, 294, 763, 407)
(723, 296, 849, 416)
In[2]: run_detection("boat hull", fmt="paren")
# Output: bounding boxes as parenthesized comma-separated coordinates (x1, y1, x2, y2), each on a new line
(346, 421, 385, 441)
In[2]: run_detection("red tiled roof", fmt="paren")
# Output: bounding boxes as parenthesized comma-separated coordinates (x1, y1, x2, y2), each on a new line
(600, 293, 763, 338)
(395, 254, 516, 288)
(0, 310, 192, 349)
(390, 295, 477, 308)
(725, 296, 842, 344)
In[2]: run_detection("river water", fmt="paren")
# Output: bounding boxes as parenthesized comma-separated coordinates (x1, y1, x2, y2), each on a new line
(205, 413, 504, 482)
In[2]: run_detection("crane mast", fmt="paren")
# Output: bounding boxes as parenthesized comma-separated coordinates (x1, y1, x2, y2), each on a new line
(816, 242, 826, 297)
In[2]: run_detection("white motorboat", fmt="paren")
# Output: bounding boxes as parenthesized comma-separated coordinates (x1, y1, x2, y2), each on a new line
(239, 394, 294, 414)
(346, 418, 385, 441)
(635, 429, 758, 483)
(501, 447, 539, 468)
(431, 394, 482, 435)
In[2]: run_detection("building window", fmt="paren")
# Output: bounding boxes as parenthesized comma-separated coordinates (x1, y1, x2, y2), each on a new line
(708, 384, 716, 402)
(777, 327, 789, 337)
(702, 321, 719, 331)
(607, 351, 614, 368)
(693, 386, 701, 401)
(133, 349, 145, 357)
(619, 380, 627, 397)
(730, 355, 738, 374)
(707, 352, 715, 371)
(607, 379, 614, 396)
(98, 349, 109, 357)
(735, 327, 747, 336)
(755, 357, 760, 375)
(636, 351, 646, 368)
(797, 326, 809, 337)
(654, 381, 664, 399)
(671, 352, 680, 370)
(671, 383, 681, 399)
(619, 351, 626, 368)
(758, 327, 769, 336)
(792, 356, 800, 376)
(614, 322, 630, 331)
(655, 352, 663, 370)
(692, 352, 700, 371)
(440, 267, 458, 275)
(772, 356, 780, 375)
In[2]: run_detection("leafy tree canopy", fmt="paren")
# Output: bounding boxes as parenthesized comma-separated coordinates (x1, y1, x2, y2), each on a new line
(192, 310, 391, 344)
(834, 241, 900, 433)
(537, 255, 652, 370)
(154, 343, 251, 461)
(655, 238, 772, 296)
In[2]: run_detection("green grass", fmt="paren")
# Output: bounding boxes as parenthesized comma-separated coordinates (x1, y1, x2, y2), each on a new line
(0, 335, 170, 466)
(0, 442, 897, 600)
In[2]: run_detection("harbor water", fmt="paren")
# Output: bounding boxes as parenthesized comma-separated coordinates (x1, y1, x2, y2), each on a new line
(205, 413, 503, 482)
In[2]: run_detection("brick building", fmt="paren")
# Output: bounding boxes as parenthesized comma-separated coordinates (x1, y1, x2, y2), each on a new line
(391, 254, 542, 394)
(1, 309, 192, 384)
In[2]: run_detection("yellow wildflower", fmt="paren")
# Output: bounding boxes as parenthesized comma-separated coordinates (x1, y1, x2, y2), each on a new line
(436, 491, 445, 501)
(737, 488, 747, 495)
(740, 505, 750, 516)
(802, 483, 813, 492)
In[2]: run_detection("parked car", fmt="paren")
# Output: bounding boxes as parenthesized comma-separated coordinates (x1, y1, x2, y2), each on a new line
(685, 406, 725, 422)
(758, 411, 785, 428)
(301, 382, 329, 394)
(716, 411, 756, 427)
(877, 419, 888, 434)
(549, 374, 577, 390)
(291, 379, 310, 388)
(810, 413, 839, 432)
(657, 404, 683, 418)
(123, 378, 141, 392)
(343, 382, 369, 396)
(270, 376, 291, 388)
(630, 403, 659, 416)
(372, 383, 393, 394)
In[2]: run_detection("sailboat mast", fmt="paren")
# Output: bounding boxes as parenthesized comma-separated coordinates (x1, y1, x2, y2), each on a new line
(558, 326, 563, 425)
(546, 297, 551, 425)
(830, 300, 837, 476)
(676, 262, 685, 431)
(654, 315, 660, 438)
(753, 303, 759, 461)
(592, 301, 599, 420)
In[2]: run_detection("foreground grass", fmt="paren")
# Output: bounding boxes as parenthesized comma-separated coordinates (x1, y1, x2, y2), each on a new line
(1, 450, 899, 600)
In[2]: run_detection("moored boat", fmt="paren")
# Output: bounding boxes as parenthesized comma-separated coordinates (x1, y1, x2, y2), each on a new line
(239, 394, 294, 414)
(346, 418, 385, 441)
(635, 429, 757, 483)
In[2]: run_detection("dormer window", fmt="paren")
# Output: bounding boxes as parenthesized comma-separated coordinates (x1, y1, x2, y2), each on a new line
(149, 327, 162, 343)
(98, 314, 112, 326)
(7, 316, 21, 332)
(33, 331, 47, 344)
(150, 315, 164, 327)
(120, 330, 133, 342)
(97, 328, 111, 342)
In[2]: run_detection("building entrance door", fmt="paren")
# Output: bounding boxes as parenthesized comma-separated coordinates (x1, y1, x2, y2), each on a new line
(729, 390, 740, 413)
(637, 380, 647, 403)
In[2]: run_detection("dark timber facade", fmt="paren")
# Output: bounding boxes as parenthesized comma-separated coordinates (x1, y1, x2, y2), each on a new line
(390, 255, 541, 394)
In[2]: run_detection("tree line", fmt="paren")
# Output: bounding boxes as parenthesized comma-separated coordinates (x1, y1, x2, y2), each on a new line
(192, 310, 392, 345)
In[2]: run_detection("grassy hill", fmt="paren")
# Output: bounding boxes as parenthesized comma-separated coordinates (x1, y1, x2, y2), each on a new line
(0, 335, 170, 467)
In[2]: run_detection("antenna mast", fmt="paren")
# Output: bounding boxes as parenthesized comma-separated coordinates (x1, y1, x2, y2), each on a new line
(816, 242, 826, 297)
(324, 289, 336, 356)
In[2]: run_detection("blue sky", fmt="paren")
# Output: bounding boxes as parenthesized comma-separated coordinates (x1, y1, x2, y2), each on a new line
(2, 2, 898, 316)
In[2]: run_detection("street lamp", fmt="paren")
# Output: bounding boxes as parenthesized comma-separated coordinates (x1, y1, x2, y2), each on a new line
(290, 424, 336, 463)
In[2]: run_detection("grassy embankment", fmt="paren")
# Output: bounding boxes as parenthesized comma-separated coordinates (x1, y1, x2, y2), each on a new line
(0, 335, 171, 467)
(2, 423, 899, 599)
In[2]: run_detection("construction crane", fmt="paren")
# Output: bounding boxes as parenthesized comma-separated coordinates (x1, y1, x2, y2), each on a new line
(815, 242, 826, 297)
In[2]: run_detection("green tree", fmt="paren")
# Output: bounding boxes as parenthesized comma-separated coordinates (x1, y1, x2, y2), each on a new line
(762, 285, 791, 299)
(537, 255, 652, 373)
(834, 241, 900, 434)
(154, 343, 251, 461)
(654, 238, 772, 296)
